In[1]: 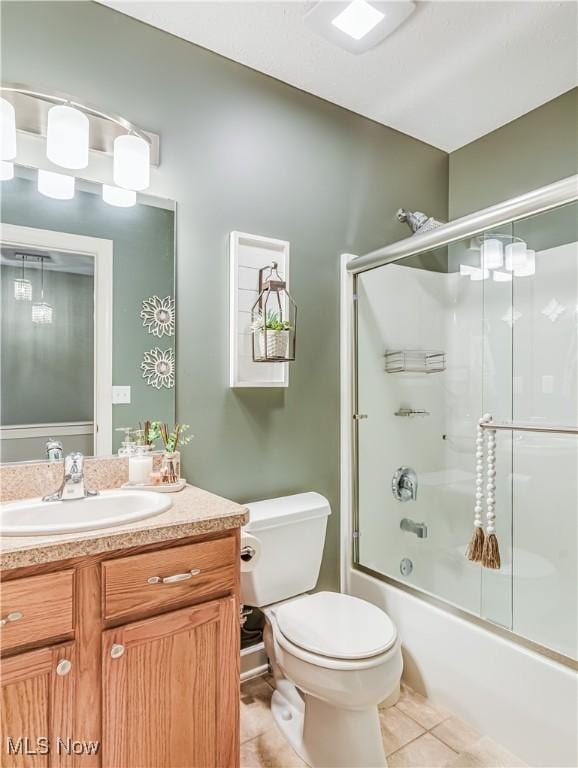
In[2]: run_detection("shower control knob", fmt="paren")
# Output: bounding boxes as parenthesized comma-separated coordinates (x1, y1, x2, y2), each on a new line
(392, 467, 418, 502)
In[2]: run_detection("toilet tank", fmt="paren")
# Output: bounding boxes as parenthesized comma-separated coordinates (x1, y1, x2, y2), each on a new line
(241, 492, 331, 607)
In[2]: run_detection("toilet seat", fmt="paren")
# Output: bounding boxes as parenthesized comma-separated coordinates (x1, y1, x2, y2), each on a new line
(271, 591, 398, 670)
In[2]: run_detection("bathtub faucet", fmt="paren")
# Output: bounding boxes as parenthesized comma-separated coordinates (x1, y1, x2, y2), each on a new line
(400, 518, 428, 539)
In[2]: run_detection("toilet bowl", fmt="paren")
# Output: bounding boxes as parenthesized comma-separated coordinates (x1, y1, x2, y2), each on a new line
(263, 592, 403, 768)
(241, 493, 403, 768)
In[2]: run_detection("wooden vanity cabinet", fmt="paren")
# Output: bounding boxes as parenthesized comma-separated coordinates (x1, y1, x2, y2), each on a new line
(1, 643, 77, 768)
(0, 530, 241, 768)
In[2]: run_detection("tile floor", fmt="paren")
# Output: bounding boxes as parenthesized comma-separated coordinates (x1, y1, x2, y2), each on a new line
(240, 676, 526, 768)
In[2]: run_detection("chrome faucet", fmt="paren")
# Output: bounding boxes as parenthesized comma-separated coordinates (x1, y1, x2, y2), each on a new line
(45, 438, 63, 461)
(400, 518, 428, 539)
(43, 452, 98, 502)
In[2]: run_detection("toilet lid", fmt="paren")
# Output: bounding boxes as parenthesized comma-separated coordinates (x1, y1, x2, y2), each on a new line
(273, 592, 397, 660)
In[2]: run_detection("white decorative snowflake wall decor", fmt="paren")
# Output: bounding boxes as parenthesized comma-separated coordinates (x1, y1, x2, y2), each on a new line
(140, 295, 175, 338)
(141, 347, 175, 389)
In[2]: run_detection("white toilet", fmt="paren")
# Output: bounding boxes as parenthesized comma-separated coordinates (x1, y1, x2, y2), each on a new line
(241, 492, 403, 768)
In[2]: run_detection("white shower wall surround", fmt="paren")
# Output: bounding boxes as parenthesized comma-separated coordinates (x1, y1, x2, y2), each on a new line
(355, 250, 577, 658)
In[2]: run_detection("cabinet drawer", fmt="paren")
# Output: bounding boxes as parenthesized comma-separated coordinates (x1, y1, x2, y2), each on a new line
(0, 570, 75, 652)
(102, 536, 237, 621)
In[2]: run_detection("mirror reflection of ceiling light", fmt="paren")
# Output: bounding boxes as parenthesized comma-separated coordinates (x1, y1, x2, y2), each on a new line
(102, 184, 137, 208)
(37, 169, 75, 200)
(305, 0, 415, 54)
(492, 270, 512, 282)
(502, 306, 522, 327)
(541, 298, 565, 323)
(13, 254, 32, 301)
(331, 0, 385, 40)
(31, 256, 53, 326)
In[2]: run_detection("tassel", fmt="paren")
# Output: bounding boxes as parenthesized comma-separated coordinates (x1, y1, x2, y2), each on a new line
(481, 532, 501, 570)
(466, 525, 485, 562)
(466, 418, 486, 562)
(481, 422, 501, 570)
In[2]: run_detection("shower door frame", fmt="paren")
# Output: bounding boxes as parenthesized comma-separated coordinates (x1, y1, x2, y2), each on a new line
(341, 175, 578, 668)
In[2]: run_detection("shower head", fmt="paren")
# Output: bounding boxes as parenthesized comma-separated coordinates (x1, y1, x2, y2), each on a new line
(397, 208, 445, 235)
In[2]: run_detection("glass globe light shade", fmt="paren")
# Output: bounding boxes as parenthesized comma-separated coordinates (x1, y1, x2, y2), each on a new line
(1, 97, 17, 161)
(46, 105, 89, 170)
(113, 134, 150, 191)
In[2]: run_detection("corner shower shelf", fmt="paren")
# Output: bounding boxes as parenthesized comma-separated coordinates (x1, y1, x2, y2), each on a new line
(384, 350, 446, 375)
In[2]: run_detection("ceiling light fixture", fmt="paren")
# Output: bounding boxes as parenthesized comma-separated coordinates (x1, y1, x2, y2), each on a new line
(0, 97, 16, 160)
(46, 104, 89, 169)
(332, 0, 385, 40)
(38, 169, 75, 200)
(102, 183, 137, 208)
(305, 0, 415, 54)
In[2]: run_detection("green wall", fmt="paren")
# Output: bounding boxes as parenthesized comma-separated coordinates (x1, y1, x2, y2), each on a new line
(449, 88, 578, 218)
(1, 265, 94, 424)
(1, 177, 175, 450)
(1, 1, 448, 589)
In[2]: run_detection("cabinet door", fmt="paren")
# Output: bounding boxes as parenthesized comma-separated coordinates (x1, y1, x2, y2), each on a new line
(102, 597, 239, 768)
(1, 643, 77, 768)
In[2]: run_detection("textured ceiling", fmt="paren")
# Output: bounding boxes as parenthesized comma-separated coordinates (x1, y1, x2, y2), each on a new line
(99, 1, 578, 151)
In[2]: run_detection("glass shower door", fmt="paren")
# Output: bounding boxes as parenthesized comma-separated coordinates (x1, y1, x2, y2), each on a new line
(354, 201, 578, 661)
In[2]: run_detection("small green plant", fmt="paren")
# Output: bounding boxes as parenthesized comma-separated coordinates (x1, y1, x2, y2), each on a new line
(251, 309, 292, 333)
(149, 421, 193, 452)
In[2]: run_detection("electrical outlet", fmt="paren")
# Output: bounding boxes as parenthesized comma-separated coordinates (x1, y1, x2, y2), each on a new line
(112, 385, 131, 404)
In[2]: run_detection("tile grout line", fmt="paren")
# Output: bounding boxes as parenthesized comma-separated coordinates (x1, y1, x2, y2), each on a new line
(387, 730, 460, 762)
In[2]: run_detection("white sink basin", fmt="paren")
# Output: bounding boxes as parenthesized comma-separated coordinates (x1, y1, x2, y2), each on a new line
(1, 490, 173, 537)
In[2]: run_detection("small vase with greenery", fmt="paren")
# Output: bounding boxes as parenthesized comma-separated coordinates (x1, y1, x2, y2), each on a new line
(149, 422, 193, 484)
(251, 309, 292, 359)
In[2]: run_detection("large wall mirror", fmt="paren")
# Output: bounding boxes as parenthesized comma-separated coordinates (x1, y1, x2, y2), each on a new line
(0, 168, 176, 463)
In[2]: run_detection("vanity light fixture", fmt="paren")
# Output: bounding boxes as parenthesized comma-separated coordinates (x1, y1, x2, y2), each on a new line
(0, 84, 155, 196)
(31, 256, 53, 325)
(38, 168, 75, 200)
(46, 104, 89, 169)
(480, 238, 504, 270)
(492, 270, 513, 282)
(513, 249, 535, 277)
(0, 160, 14, 181)
(469, 267, 490, 282)
(305, 0, 415, 54)
(113, 134, 150, 191)
(102, 183, 136, 207)
(0, 96, 16, 161)
(13, 254, 32, 301)
(505, 241, 527, 272)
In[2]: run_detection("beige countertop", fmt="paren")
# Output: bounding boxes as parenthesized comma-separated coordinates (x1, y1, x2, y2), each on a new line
(0, 484, 249, 570)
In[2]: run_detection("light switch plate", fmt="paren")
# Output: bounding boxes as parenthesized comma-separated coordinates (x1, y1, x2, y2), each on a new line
(112, 385, 131, 404)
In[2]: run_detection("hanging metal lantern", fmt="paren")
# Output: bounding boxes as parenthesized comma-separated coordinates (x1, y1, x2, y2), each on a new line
(250, 262, 297, 362)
